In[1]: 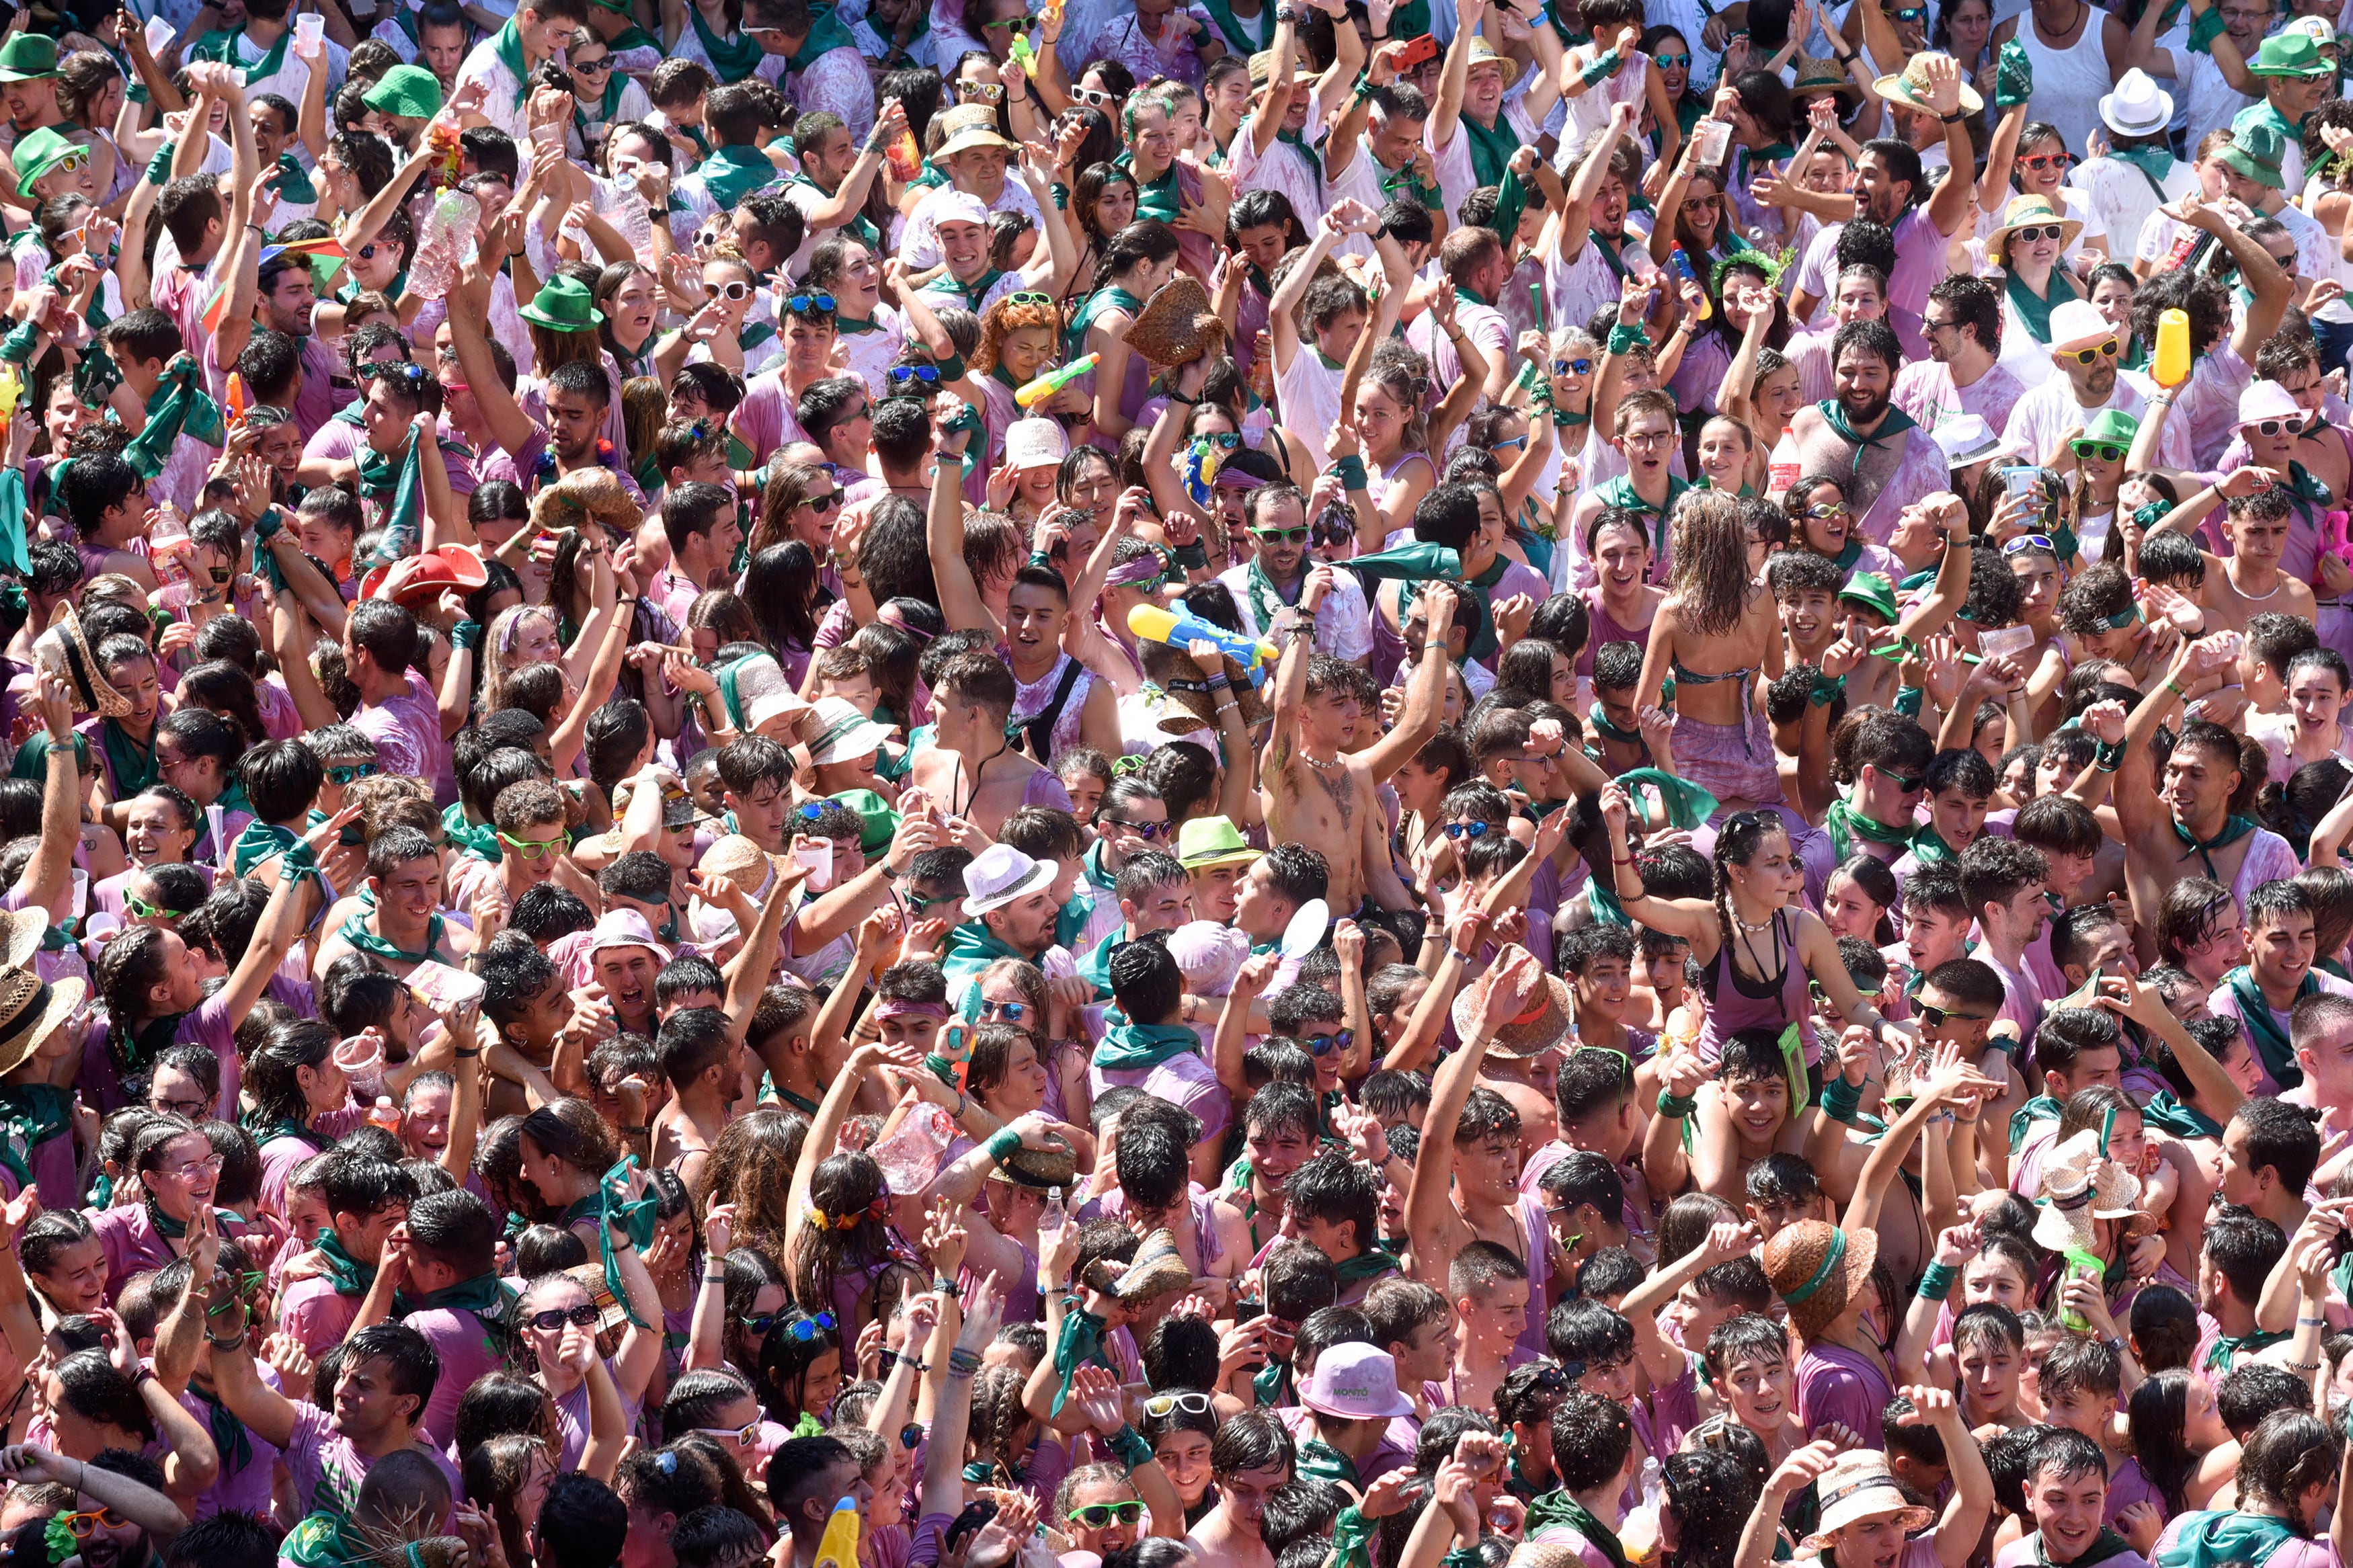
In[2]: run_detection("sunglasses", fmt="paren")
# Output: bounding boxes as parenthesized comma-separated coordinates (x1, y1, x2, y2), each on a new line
(528, 1303, 604, 1331)
(1074, 85, 1119, 106)
(1652, 50, 1690, 65)
(499, 830, 570, 860)
(900, 1422, 924, 1450)
(1107, 816, 1166, 839)
(1892, 4, 1925, 16)
(1008, 290, 1055, 306)
(124, 894, 188, 920)
(2068, 440, 2125, 461)
(959, 79, 1007, 99)
(781, 1311, 839, 1341)
(50, 147, 90, 173)
(800, 491, 842, 514)
(695, 1421, 762, 1446)
(1553, 357, 1593, 375)
(208, 566, 234, 585)
(1252, 525, 1310, 542)
(978, 999, 1029, 1022)
(888, 364, 942, 385)
(1800, 502, 1849, 520)
(2245, 416, 2307, 436)
(2002, 534, 2059, 556)
(1305, 1028, 1356, 1057)
(572, 54, 612, 71)
(2063, 338, 2120, 366)
(705, 280, 751, 301)
(982, 13, 1034, 27)
(1201, 430, 1241, 450)
(327, 761, 379, 785)
(1143, 1391, 1213, 1417)
(58, 1512, 128, 1540)
(785, 292, 838, 315)
(1070, 1502, 1146, 1528)
(357, 241, 387, 260)
(2016, 153, 2070, 171)
(1494, 434, 1528, 453)
(1444, 821, 1490, 839)
(1917, 1001, 1995, 1028)
(2007, 224, 2069, 245)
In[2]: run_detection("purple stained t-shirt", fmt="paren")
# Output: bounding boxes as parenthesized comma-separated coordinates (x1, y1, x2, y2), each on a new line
(407, 1302, 509, 1450)
(283, 1401, 463, 1519)
(1796, 1342, 1895, 1448)
(354, 668, 454, 808)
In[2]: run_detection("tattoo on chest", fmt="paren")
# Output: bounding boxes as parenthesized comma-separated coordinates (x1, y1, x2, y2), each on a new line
(1306, 759, 1355, 834)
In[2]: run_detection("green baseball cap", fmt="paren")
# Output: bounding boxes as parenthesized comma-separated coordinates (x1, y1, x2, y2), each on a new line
(1176, 815, 1258, 870)
(1837, 571, 1899, 623)
(11, 127, 80, 192)
(2223, 113, 2287, 188)
(0, 36, 58, 81)
(520, 274, 606, 332)
(362, 64, 444, 122)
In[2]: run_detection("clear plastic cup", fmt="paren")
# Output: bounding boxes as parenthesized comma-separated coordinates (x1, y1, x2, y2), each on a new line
(293, 12, 325, 52)
(1695, 119, 1731, 165)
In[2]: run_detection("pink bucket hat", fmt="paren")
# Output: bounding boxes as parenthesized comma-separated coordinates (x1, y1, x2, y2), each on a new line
(1298, 1343, 1414, 1420)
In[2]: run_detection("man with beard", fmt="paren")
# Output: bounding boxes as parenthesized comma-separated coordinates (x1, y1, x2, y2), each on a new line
(449, 294, 647, 503)
(1220, 483, 1373, 665)
(252, 251, 342, 438)
(1853, 58, 1981, 346)
(315, 828, 471, 978)
(1895, 276, 2028, 436)
(0, 37, 70, 161)
(0, 1447, 191, 1568)
(1782, 320, 1954, 545)
(1322, 44, 1440, 251)
(943, 843, 1074, 1007)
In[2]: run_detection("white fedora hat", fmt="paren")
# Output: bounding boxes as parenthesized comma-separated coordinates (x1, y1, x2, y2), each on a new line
(1932, 413, 2009, 470)
(2099, 69, 2173, 138)
(963, 843, 1055, 917)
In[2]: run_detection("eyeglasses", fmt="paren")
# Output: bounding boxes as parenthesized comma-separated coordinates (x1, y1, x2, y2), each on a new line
(705, 280, 751, 301)
(1069, 1502, 1146, 1528)
(58, 1511, 128, 1539)
(2069, 440, 2125, 461)
(888, 364, 942, 385)
(327, 763, 380, 785)
(1305, 1028, 1356, 1057)
(1878, 770, 1924, 794)
(150, 1095, 208, 1116)
(694, 1421, 762, 1446)
(2016, 153, 2071, 171)
(167, 1153, 227, 1180)
(1106, 816, 1166, 839)
(1652, 50, 1690, 65)
(1445, 821, 1490, 839)
(208, 566, 234, 585)
(959, 79, 1007, 99)
(1143, 1391, 1213, 1417)
(2007, 224, 2068, 245)
(572, 55, 612, 71)
(2245, 416, 2307, 436)
(1074, 85, 1119, 107)
(1007, 290, 1055, 306)
(2063, 339, 2120, 366)
(499, 830, 569, 860)
(2002, 534, 2058, 556)
(978, 999, 1030, 1022)
(1917, 1001, 1995, 1028)
(785, 292, 838, 316)
(528, 1303, 604, 1331)
(799, 491, 842, 514)
(1251, 526, 1310, 542)
(125, 895, 188, 920)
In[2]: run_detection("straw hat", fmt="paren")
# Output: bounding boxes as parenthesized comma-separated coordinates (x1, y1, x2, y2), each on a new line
(1872, 50, 1983, 116)
(2032, 1127, 2142, 1251)
(1449, 965, 1575, 1059)
(528, 466, 643, 539)
(1464, 35, 1527, 92)
(0, 968, 85, 1079)
(1084, 1227, 1195, 1303)
(989, 1135, 1079, 1190)
(1155, 659, 1269, 735)
(805, 697, 894, 766)
(934, 104, 1018, 159)
(1247, 48, 1318, 87)
(686, 835, 776, 946)
(1803, 1450, 1937, 1546)
(1762, 1220, 1879, 1337)
(1124, 276, 1228, 370)
(1987, 195, 2083, 270)
(34, 601, 130, 718)
(1791, 56, 1860, 104)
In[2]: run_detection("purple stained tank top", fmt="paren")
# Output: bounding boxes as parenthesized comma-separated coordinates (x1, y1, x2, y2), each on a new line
(1695, 908, 1812, 1067)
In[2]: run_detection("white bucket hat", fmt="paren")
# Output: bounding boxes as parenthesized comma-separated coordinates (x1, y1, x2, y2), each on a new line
(806, 696, 895, 766)
(2099, 69, 2173, 138)
(963, 843, 1055, 917)
(1006, 417, 1068, 472)
(2235, 380, 2307, 431)
(1933, 413, 2009, 470)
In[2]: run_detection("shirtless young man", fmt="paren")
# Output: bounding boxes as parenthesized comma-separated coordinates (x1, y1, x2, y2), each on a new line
(2149, 477, 2315, 638)
(1263, 573, 1454, 913)
(906, 651, 1076, 839)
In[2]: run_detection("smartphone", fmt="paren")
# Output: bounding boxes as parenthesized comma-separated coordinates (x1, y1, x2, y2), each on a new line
(1233, 1297, 1266, 1325)
(1396, 32, 1438, 65)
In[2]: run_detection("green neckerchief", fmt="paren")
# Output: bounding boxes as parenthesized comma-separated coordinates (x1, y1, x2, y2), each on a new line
(269, 151, 317, 206)
(441, 802, 502, 864)
(1908, 826, 1959, 869)
(712, 655, 752, 732)
(2141, 1090, 2223, 1140)
(491, 18, 532, 105)
(152, 1203, 240, 1239)
(190, 24, 292, 85)
(2003, 267, 2081, 346)
(193, 1382, 253, 1477)
(1067, 284, 1144, 361)
(1332, 1245, 1401, 1284)
(1594, 473, 1689, 564)
(785, 2, 858, 69)
(1459, 108, 1519, 192)
(1049, 1299, 1113, 1415)
(1588, 702, 1642, 745)
(246, 1116, 326, 1151)
(1095, 1018, 1200, 1072)
(1297, 1437, 1361, 1490)
(1198, 0, 1273, 52)
(943, 920, 1036, 1001)
(579, 1155, 660, 1326)
(100, 718, 159, 795)
(1345, 540, 1508, 659)
(2111, 143, 2175, 203)
(776, 1083, 820, 1115)
(922, 265, 1007, 315)
(1823, 796, 1919, 864)
(284, 1514, 360, 1567)
(1526, 1493, 1628, 1568)
(1251, 1354, 1292, 1405)
(1117, 151, 1185, 228)
(0, 468, 28, 579)
(1829, 536, 1863, 572)
(2008, 1093, 2063, 1154)
(1816, 397, 1920, 487)
(354, 427, 426, 561)
(2035, 1530, 2137, 1568)
(740, 320, 776, 355)
(2152, 1512, 2303, 1568)
(2203, 1327, 2292, 1371)
(1243, 558, 1306, 640)
(1587, 876, 1631, 927)
(2174, 813, 2259, 881)
(313, 1227, 377, 1296)
(1331, 1506, 1377, 1568)
(0, 1082, 70, 1191)
(696, 144, 781, 210)
(125, 359, 225, 481)
(2227, 965, 2317, 1088)
(337, 908, 445, 965)
(1275, 126, 1322, 189)
(42, 262, 110, 337)
(396, 1270, 517, 1320)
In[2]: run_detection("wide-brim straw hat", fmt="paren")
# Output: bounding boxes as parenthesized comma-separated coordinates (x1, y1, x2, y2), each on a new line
(1465, 35, 1527, 92)
(528, 466, 644, 539)
(1763, 1219, 1880, 1337)
(1802, 1450, 1937, 1546)
(2033, 1126, 2141, 1249)
(1872, 50, 1983, 116)
(934, 103, 1019, 159)
(1082, 1227, 1195, 1303)
(0, 970, 85, 1079)
(1125, 276, 1228, 370)
(1156, 657, 1269, 735)
(1247, 48, 1318, 87)
(1792, 55, 1861, 102)
(1987, 195, 2083, 270)
(989, 1136, 1079, 1190)
(1449, 967, 1575, 1058)
(34, 600, 130, 718)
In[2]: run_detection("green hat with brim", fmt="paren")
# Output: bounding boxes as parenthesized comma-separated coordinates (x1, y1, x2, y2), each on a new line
(1177, 815, 1258, 870)
(520, 274, 607, 332)
(1837, 571, 1899, 623)
(828, 787, 902, 860)
(2247, 33, 2332, 75)
(0, 35, 58, 81)
(2221, 116, 2286, 189)
(363, 64, 444, 122)
(2077, 407, 2141, 448)
(11, 127, 76, 192)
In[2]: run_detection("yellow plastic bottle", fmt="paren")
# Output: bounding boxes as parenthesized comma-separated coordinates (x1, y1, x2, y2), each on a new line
(812, 1497, 862, 1568)
(2153, 307, 2190, 388)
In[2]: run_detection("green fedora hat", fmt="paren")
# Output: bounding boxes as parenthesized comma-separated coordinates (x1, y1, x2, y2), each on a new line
(1837, 571, 1899, 623)
(2073, 407, 2141, 453)
(0, 36, 58, 81)
(363, 64, 444, 121)
(2222, 112, 2286, 189)
(2247, 32, 2331, 74)
(11, 126, 79, 191)
(1176, 815, 1258, 870)
(520, 274, 606, 332)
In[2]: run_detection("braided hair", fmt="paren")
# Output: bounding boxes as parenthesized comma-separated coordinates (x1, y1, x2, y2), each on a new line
(967, 1363, 1034, 1487)
(1710, 811, 1788, 962)
(127, 1113, 203, 1235)
(92, 925, 175, 1079)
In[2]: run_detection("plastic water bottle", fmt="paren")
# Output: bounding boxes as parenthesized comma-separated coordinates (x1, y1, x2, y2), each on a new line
(1037, 1186, 1067, 1295)
(366, 1096, 402, 1135)
(148, 504, 191, 587)
(1767, 432, 1802, 500)
(1620, 1457, 1665, 1567)
(407, 188, 479, 302)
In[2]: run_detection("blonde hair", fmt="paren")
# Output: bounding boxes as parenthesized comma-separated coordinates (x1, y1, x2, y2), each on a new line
(481, 605, 565, 713)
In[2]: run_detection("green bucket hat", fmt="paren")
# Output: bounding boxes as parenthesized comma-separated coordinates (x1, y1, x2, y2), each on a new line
(1176, 815, 1258, 870)
(11, 127, 79, 192)
(2221, 114, 2286, 188)
(520, 274, 606, 332)
(2075, 408, 2141, 450)
(1837, 571, 1899, 623)
(363, 64, 444, 121)
(0, 35, 58, 81)
(2247, 33, 2331, 75)
(826, 788, 902, 860)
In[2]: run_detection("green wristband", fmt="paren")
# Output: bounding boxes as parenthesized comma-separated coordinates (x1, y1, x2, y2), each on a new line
(1656, 1091, 1698, 1119)
(1331, 453, 1369, 490)
(1607, 321, 1651, 355)
(983, 1127, 1024, 1166)
(924, 1053, 960, 1089)
(0, 319, 38, 367)
(1809, 672, 1845, 708)
(1820, 1073, 1865, 1126)
(2093, 739, 2124, 772)
(452, 619, 483, 652)
(253, 507, 282, 544)
(1105, 1424, 1154, 1469)
(146, 142, 175, 185)
(1579, 46, 1620, 86)
(1918, 1261, 1958, 1301)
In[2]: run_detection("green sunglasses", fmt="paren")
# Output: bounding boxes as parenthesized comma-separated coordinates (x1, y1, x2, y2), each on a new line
(125, 894, 187, 921)
(1251, 525, 1310, 542)
(497, 829, 571, 860)
(2069, 440, 2126, 462)
(1069, 1502, 1145, 1528)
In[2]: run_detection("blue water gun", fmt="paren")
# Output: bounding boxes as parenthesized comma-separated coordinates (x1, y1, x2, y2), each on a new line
(1128, 604, 1281, 687)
